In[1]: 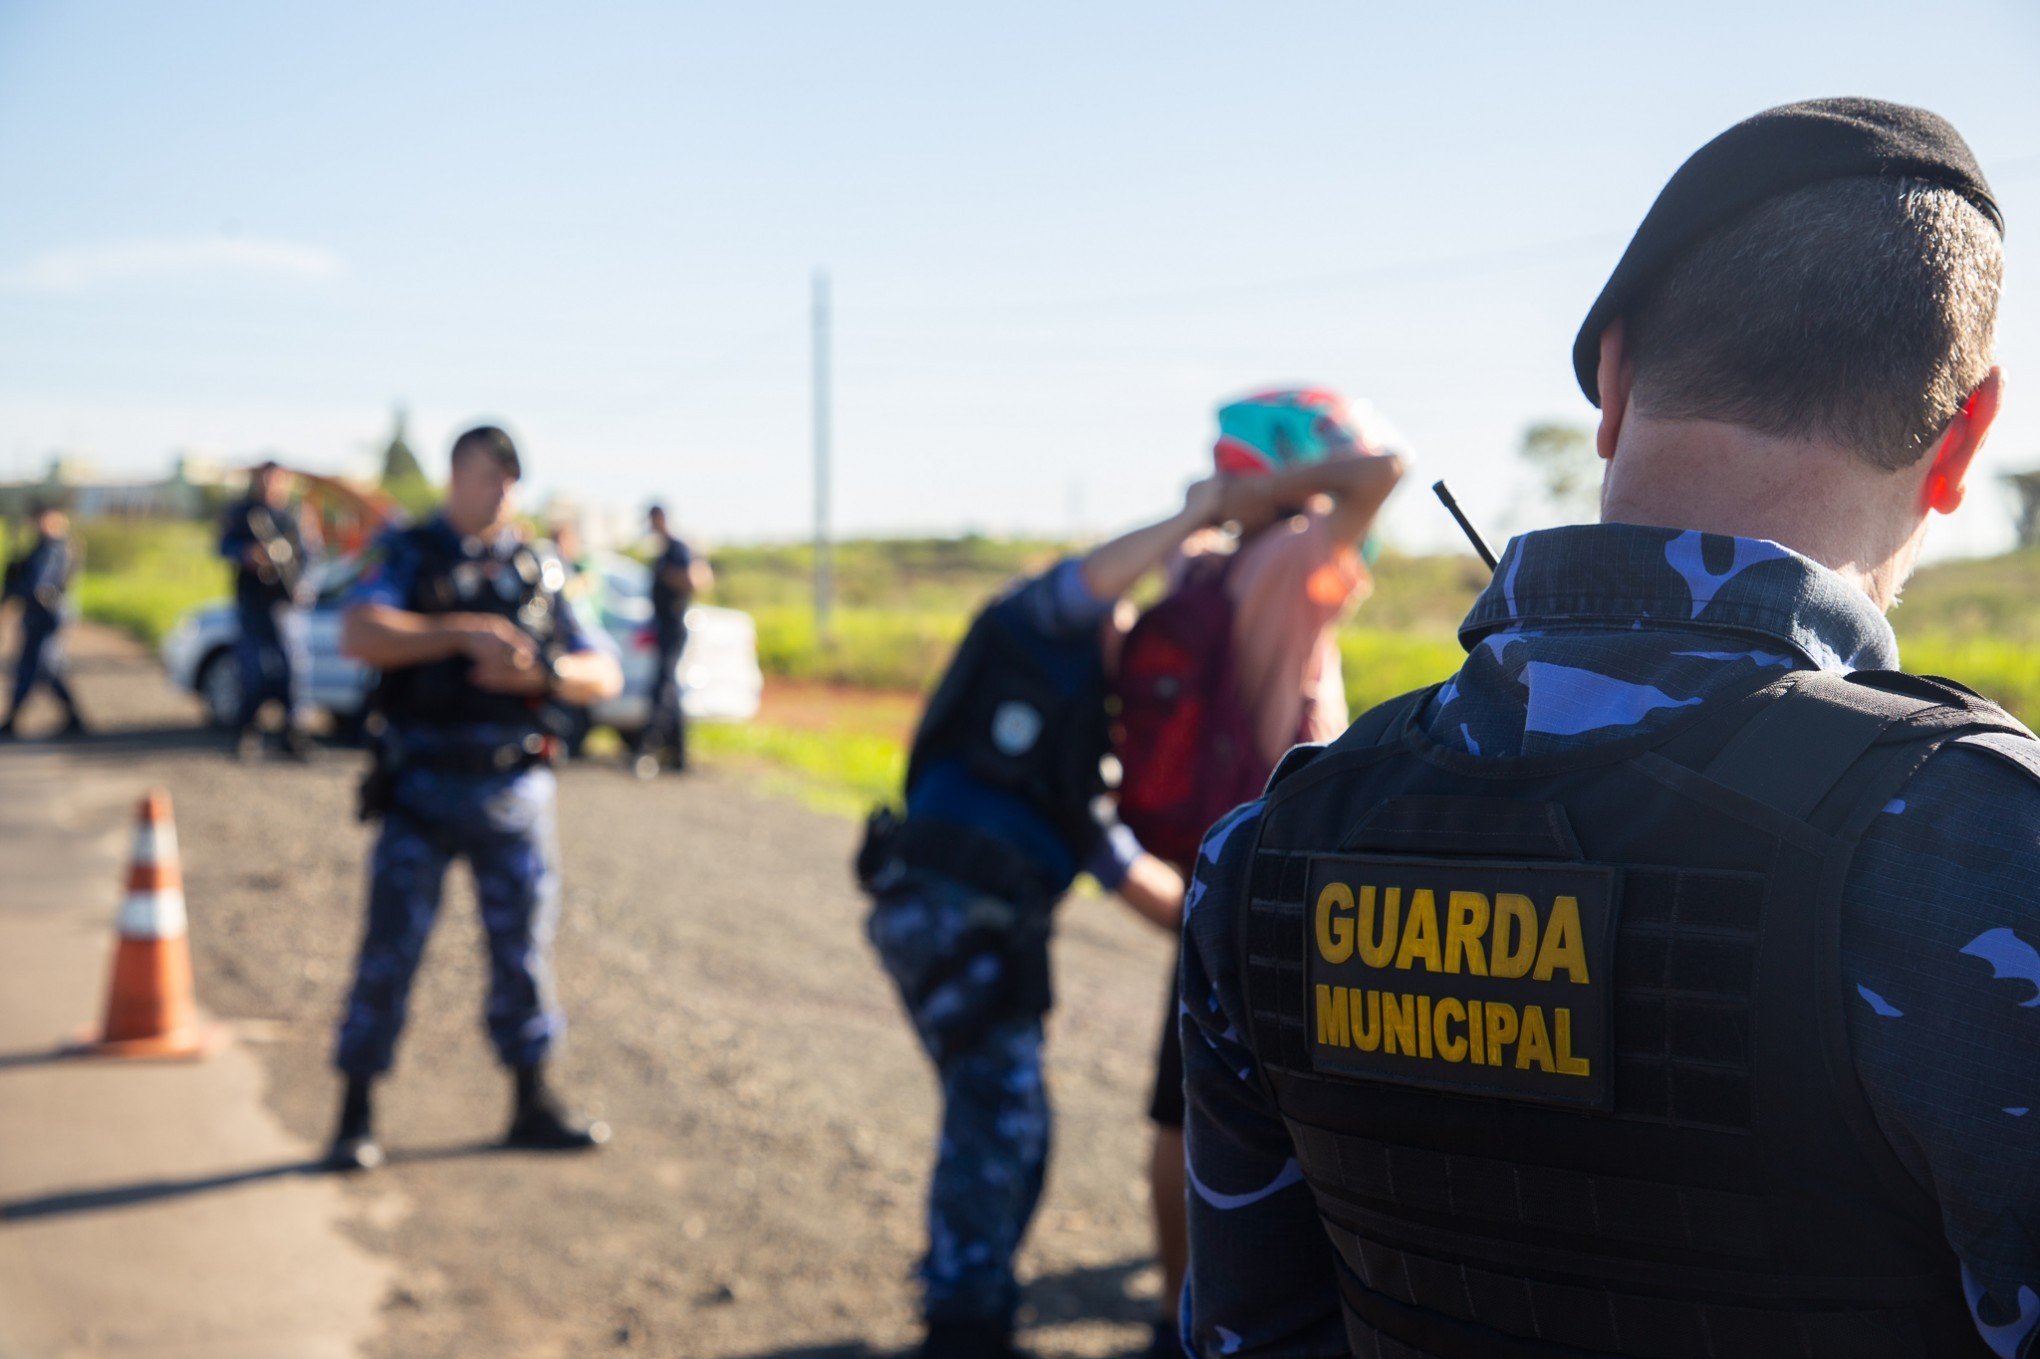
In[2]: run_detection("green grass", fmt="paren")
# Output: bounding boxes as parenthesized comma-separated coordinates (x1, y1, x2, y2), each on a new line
(692, 719, 905, 816)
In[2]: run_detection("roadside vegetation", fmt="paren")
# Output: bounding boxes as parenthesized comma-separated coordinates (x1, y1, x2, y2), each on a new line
(15, 517, 2036, 807)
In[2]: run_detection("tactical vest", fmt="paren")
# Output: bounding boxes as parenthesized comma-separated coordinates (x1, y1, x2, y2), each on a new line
(904, 586, 1110, 861)
(1240, 668, 2034, 1359)
(372, 527, 564, 730)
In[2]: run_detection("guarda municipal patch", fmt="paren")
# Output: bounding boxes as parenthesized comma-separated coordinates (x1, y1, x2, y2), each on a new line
(1304, 854, 1619, 1110)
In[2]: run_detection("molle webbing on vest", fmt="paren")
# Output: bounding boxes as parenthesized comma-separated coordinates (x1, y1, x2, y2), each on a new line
(1235, 668, 2027, 1359)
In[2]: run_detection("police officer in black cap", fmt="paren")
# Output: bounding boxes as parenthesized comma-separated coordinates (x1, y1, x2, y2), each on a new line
(1177, 99, 2038, 1357)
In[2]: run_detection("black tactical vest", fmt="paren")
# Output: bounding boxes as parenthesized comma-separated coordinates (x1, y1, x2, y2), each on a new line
(372, 526, 564, 730)
(1240, 668, 2034, 1358)
(904, 587, 1111, 860)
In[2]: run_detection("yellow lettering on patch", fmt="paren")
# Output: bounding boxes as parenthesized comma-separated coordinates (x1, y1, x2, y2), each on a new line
(1467, 1000, 1486, 1064)
(1415, 994, 1434, 1058)
(1350, 988, 1381, 1052)
(1315, 984, 1349, 1046)
(1553, 1006, 1591, 1077)
(1532, 896, 1591, 984)
(1380, 992, 1416, 1056)
(1357, 886, 1399, 968)
(1395, 890, 1441, 972)
(1444, 891, 1490, 976)
(1315, 883, 1355, 964)
(1491, 894, 1536, 978)
(1432, 996, 1467, 1062)
(1514, 1004, 1556, 1073)
(1484, 1002, 1519, 1066)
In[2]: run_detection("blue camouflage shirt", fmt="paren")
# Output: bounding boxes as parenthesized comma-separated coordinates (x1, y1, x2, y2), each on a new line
(346, 514, 606, 746)
(1180, 523, 2040, 1359)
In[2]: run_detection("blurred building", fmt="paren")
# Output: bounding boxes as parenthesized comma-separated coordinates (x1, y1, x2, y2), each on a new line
(0, 450, 242, 520)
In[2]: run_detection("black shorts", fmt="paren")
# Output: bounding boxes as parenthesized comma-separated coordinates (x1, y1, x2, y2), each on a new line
(1147, 948, 1185, 1129)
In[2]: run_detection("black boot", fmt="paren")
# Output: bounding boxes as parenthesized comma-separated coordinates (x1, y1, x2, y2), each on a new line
(281, 725, 312, 761)
(325, 1075, 383, 1171)
(919, 1318, 1019, 1359)
(506, 1063, 608, 1150)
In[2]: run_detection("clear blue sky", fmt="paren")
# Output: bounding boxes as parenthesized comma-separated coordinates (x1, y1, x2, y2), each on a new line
(3, 0, 2037, 555)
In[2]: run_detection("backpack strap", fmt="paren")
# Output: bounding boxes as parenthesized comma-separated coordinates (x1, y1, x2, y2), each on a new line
(1338, 684, 1442, 751)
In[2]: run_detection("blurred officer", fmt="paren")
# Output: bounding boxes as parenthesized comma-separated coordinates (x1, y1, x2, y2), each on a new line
(327, 425, 624, 1172)
(633, 503, 711, 778)
(1180, 100, 2035, 1358)
(0, 502, 86, 738)
(857, 479, 1243, 1359)
(218, 460, 313, 759)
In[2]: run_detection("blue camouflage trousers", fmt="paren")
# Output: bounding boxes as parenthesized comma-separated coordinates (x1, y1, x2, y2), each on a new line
(335, 762, 565, 1077)
(866, 868, 1053, 1326)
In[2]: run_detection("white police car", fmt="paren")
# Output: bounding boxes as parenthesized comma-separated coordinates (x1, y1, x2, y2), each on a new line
(160, 548, 762, 745)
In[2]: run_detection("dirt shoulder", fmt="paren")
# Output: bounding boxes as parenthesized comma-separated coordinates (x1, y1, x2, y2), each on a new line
(2, 625, 1177, 1359)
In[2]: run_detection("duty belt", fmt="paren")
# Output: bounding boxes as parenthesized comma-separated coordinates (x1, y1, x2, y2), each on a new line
(399, 730, 556, 776)
(886, 816, 1057, 913)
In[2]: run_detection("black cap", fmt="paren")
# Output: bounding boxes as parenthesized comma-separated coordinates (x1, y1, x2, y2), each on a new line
(1574, 97, 2002, 406)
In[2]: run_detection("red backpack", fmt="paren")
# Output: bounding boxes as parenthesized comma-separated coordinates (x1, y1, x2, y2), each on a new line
(1113, 554, 1282, 869)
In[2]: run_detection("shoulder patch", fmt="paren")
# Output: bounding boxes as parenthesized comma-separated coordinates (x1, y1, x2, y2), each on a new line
(1950, 731, 2040, 789)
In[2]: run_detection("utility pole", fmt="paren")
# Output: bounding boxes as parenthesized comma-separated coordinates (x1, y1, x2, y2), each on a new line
(812, 270, 834, 640)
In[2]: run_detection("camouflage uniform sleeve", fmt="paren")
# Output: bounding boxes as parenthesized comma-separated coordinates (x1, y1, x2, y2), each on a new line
(1843, 742, 2040, 1358)
(343, 528, 415, 613)
(1181, 798, 1347, 1357)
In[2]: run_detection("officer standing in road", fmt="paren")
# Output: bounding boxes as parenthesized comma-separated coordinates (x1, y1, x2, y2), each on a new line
(633, 503, 711, 779)
(1179, 99, 2036, 1358)
(858, 477, 1243, 1359)
(218, 460, 314, 760)
(0, 501, 87, 738)
(326, 425, 624, 1172)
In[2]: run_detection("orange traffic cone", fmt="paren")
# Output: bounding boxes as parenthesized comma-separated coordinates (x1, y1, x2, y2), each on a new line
(81, 790, 223, 1059)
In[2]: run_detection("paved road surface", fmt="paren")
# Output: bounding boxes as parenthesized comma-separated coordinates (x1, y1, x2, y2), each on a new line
(0, 626, 1179, 1359)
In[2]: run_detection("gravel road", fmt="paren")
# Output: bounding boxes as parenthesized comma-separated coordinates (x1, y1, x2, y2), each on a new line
(13, 626, 1179, 1359)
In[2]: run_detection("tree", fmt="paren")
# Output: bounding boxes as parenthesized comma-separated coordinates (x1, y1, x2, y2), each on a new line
(378, 405, 436, 517)
(2005, 469, 2040, 550)
(1518, 421, 1600, 520)
(380, 406, 424, 484)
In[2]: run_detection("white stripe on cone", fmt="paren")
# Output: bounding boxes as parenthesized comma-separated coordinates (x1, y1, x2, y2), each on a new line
(130, 823, 178, 866)
(118, 886, 189, 940)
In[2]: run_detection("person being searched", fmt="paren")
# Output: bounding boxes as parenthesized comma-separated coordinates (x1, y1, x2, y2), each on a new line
(1112, 386, 1404, 1358)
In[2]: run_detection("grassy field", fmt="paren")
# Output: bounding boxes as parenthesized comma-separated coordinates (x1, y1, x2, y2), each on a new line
(15, 517, 2036, 806)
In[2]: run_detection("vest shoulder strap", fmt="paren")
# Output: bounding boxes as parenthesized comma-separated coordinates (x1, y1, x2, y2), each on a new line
(1948, 729, 2040, 790)
(1337, 684, 1440, 751)
(1697, 669, 2033, 821)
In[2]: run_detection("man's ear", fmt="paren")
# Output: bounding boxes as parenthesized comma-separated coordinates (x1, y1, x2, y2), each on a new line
(1924, 366, 2003, 515)
(1595, 320, 1633, 462)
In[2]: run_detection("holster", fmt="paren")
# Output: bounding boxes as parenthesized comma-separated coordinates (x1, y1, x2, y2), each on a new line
(355, 733, 401, 824)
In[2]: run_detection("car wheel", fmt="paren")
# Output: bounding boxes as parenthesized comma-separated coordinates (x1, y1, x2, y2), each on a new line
(196, 649, 240, 728)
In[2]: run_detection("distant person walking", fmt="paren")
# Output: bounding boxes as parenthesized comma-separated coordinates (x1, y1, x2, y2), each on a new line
(634, 503, 711, 778)
(0, 501, 87, 738)
(218, 460, 314, 759)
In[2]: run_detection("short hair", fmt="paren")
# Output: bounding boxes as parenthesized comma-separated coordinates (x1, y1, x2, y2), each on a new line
(1626, 177, 2001, 471)
(450, 425, 522, 479)
(646, 503, 667, 520)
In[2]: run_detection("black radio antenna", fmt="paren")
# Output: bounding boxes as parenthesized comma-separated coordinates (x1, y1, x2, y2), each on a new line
(1431, 480, 1498, 572)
